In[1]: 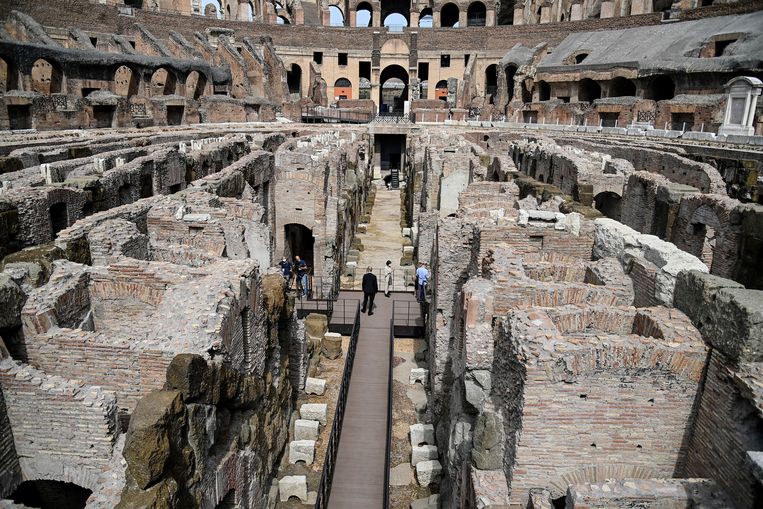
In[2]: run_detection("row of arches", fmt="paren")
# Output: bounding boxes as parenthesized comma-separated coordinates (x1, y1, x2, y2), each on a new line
(0, 57, 209, 99)
(531, 75, 676, 103)
(202, 0, 256, 21)
(333, 1, 488, 27)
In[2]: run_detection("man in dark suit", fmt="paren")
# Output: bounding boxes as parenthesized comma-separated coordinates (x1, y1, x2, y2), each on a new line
(361, 266, 378, 315)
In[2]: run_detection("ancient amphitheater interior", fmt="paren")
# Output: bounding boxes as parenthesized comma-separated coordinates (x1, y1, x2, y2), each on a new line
(0, 0, 761, 508)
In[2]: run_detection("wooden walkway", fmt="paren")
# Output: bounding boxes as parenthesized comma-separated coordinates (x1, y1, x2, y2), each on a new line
(328, 291, 417, 508)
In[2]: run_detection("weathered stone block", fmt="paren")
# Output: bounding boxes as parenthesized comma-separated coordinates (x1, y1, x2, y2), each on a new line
(409, 368, 428, 386)
(295, 419, 319, 441)
(305, 377, 326, 395)
(410, 494, 440, 509)
(472, 410, 505, 470)
(410, 423, 435, 446)
(0, 275, 25, 329)
(278, 475, 308, 502)
(411, 445, 438, 466)
(300, 403, 327, 425)
(288, 440, 315, 465)
(415, 459, 442, 487)
(321, 332, 343, 359)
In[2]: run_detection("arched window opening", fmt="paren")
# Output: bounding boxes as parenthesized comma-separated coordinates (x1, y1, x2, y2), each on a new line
(10, 479, 92, 509)
(609, 77, 636, 97)
(150, 68, 176, 96)
(0, 58, 19, 93)
(359, 77, 371, 99)
(329, 5, 345, 26)
(505, 65, 517, 101)
(277, 15, 290, 23)
(484, 64, 498, 103)
(31, 58, 63, 95)
(435, 79, 449, 101)
(419, 8, 433, 26)
(578, 78, 601, 102)
(244, 1, 255, 20)
(575, 53, 589, 64)
(334, 77, 352, 100)
(379, 65, 409, 114)
(186, 71, 207, 100)
(202, 0, 223, 18)
(114, 65, 139, 97)
(286, 63, 302, 95)
(226, 4, 231, 16)
(467, 1, 487, 26)
(381, 0, 410, 27)
(593, 192, 622, 220)
(441, 3, 460, 27)
(499, 0, 515, 24)
(647, 75, 675, 101)
(537, 80, 550, 101)
(356, 2, 372, 26)
(383, 13, 408, 27)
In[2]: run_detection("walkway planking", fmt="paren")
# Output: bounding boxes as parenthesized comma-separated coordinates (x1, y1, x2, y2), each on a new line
(328, 291, 417, 508)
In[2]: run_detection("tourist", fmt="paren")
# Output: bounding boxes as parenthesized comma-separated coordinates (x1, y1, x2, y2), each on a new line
(416, 262, 430, 303)
(361, 266, 378, 315)
(278, 256, 292, 284)
(295, 255, 308, 297)
(384, 260, 393, 297)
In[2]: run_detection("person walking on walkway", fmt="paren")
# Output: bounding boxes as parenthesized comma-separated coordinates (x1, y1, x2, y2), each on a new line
(295, 255, 309, 298)
(384, 260, 393, 297)
(361, 266, 378, 315)
(416, 262, 430, 303)
(279, 256, 292, 285)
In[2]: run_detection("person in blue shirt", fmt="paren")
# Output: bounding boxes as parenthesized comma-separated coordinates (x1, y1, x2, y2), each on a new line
(295, 255, 309, 297)
(279, 257, 292, 283)
(416, 262, 430, 303)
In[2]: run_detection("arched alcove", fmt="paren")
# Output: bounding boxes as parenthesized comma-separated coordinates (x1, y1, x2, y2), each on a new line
(150, 67, 176, 96)
(379, 64, 409, 113)
(440, 3, 460, 27)
(578, 78, 601, 102)
(356, 1, 372, 26)
(467, 1, 487, 26)
(31, 58, 63, 94)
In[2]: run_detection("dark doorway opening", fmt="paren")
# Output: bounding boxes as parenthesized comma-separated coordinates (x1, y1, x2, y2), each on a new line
(10, 480, 92, 509)
(140, 174, 153, 198)
(215, 489, 236, 509)
(118, 184, 135, 205)
(375, 134, 407, 172)
(599, 112, 620, 127)
(49, 202, 69, 237)
(284, 223, 315, 270)
(8, 105, 32, 130)
(0, 325, 26, 362)
(552, 496, 566, 509)
(166, 105, 184, 126)
(287, 64, 302, 96)
(594, 191, 622, 220)
(92, 106, 115, 128)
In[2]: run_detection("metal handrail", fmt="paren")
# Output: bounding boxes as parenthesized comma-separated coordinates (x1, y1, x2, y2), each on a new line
(314, 300, 361, 508)
(383, 315, 394, 509)
(341, 267, 417, 292)
(302, 106, 374, 124)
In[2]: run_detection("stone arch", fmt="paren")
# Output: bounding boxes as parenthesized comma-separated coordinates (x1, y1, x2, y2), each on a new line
(286, 63, 302, 95)
(578, 78, 601, 102)
(381, 0, 410, 26)
(593, 191, 622, 220)
(547, 464, 658, 499)
(505, 64, 517, 102)
(677, 203, 728, 274)
(440, 2, 460, 27)
(334, 77, 352, 99)
(150, 67, 177, 96)
(0, 57, 19, 93)
(113, 65, 139, 97)
(203, 0, 223, 18)
(379, 64, 409, 113)
(31, 58, 63, 94)
(609, 76, 636, 97)
(645, 75, 675, 101)
(356, 1, 373, 26)
(467, 1, 487, 26)
(435, 79, 448, 101)
(484, 64, 498, 103)
(185, 70, 207, 100)
(239, 0, 255, 20)
(329, 4, 345, 25)
(277, 14, 290, 23)
(419, 7, 433, 26)
(284, 223, 315, 269)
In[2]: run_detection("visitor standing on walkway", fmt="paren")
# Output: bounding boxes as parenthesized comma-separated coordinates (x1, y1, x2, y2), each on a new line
(361, 266, 378, 315)
(279, 256, 292, 284)
(384, 260, 393, 297)
(416, 262, 430, 303)
(295, 255, 308, 298)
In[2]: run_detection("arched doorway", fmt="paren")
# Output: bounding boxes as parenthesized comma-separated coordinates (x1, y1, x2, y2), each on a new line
(329, 4, 345, 25)
(381, 0, 409, 26)
(379, 65, 409, 114)
(484, 64, 498, 103)
(150, 67, 176, 96)
(0, 57, 19, 93)
(578, 78, 601, 102)
(593, 191, 622, 220)
(537, 80, 551, 101)
(284, 223, 314, 270)
(505, 65, 517, 101)
(467, 1, 486, 26)
(10, 479, 92, 509)
(609, 77, 636, 97)
(334, 77, 352, 99)
(202, 0, 223, 18)
(186, 70, 207, 100)
(419, 7, 433, 26)
(435, 79, 448, 101)
(356, 1, 372, 26)
(440, 3, 460, 27)
(647, 75, 675, 101)
(31, 58, 63, 94)
(286, 63, 302, 96)
(113, 65, 139, 97)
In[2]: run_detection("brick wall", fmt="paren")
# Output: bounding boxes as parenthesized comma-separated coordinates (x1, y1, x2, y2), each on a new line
(0, 386, 20, 498)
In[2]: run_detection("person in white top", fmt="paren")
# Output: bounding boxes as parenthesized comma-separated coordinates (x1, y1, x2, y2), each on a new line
(384, 260, 393, 297)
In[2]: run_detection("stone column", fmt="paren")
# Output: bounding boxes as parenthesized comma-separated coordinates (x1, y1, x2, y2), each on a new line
(410, 9, 419, 26)
(486, 8, 496, 25)
(600, 0, 615, 17)
(458, 9, 467, 27)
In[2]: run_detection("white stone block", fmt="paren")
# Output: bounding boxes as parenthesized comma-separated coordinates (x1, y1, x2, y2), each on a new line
(300, 403, 327, 425)
(305, 377, 326, 395)
(288, 440, 315, 465)
(410, 423, 435, 446)
(409, 368, 428, 386)
(278, 475, 307, 502)
(295, 419, 319, 441)
(411, 494, 440, 509)
(403, 245, 414, 255)
(182, 213, 210, 222)
(415, 460, 442, 487)
(411, 445, 438, 467)
(402, 227, 412, 238)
